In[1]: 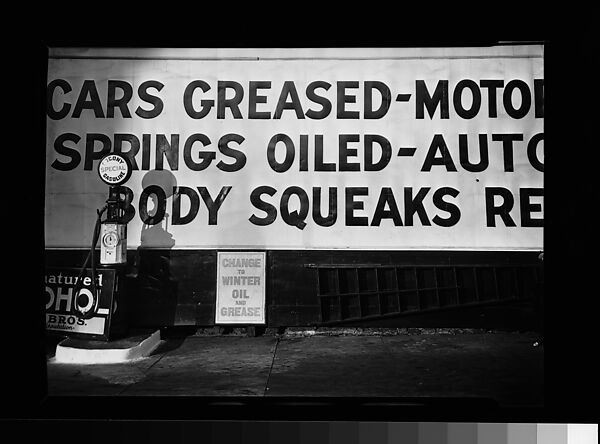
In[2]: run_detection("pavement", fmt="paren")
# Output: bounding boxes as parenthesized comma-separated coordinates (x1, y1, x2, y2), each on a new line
(44, 328, 544, 408)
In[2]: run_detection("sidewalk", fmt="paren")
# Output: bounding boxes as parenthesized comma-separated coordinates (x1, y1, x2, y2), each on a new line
(45, 329, 543, 407)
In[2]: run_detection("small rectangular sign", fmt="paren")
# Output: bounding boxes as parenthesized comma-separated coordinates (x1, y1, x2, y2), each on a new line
(216, 252, 266, 324)
(44, 267, 116, 339)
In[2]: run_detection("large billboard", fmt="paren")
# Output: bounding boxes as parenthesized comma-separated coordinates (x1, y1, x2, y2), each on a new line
(45, 46, 543, 250)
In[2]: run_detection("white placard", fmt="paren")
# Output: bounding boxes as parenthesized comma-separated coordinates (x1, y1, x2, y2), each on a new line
(215, 252, 266, 324)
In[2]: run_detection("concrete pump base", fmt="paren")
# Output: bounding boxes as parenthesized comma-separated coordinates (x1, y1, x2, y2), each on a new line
(54, 330, 161, 364)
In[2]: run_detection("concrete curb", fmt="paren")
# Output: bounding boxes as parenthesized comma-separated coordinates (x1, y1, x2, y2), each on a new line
(283, 327, 506, 337)
(185, 326, 526, 337)
(54, 330, 162, 364)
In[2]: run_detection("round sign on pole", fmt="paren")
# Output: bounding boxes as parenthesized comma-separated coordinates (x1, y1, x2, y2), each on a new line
(97, 154, 132, 186)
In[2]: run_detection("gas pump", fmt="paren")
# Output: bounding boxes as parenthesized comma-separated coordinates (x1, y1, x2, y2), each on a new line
(100, 183, 131, 266)
(71, 153, 133, 329)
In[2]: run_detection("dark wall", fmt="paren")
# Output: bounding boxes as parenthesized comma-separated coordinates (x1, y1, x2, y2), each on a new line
(44, 249, 543, 329)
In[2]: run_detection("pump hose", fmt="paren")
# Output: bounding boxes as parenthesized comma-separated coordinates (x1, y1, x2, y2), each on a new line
(72, 205, 107, 319)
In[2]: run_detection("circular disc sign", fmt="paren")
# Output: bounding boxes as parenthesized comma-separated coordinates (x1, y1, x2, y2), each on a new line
(97, 154, 132, 186)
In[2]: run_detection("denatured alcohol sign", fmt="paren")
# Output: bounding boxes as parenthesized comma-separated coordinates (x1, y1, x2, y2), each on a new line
(216, 252, 266, 324)
(45, 267, 118, 340)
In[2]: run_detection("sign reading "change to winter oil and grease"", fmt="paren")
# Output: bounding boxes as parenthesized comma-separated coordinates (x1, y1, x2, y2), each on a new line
(216, 252, 266, 324)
